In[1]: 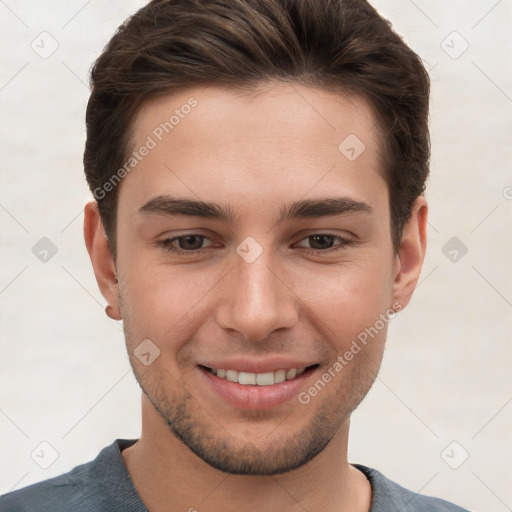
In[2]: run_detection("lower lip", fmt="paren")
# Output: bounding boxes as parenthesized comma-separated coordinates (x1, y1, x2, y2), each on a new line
(198, 366, 317, 410)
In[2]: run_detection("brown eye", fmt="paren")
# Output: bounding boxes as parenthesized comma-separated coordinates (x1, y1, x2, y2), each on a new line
(156, 234, 213, 255)
(294, 232, 355, 254)
(308, 234, 336, 250)
(176, 235, 205, 250)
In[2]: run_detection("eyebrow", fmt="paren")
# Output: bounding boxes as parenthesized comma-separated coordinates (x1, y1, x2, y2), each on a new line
(139, 195, 373, 223)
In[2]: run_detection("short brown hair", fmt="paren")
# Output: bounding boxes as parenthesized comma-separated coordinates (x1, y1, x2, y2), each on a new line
(84, 0, 430, 257)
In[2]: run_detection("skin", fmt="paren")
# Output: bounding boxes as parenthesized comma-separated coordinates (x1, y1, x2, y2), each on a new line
(84, 83, 427, 512)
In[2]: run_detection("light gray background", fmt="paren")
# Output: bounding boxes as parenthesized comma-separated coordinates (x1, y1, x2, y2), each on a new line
(1, 1, 511, 510)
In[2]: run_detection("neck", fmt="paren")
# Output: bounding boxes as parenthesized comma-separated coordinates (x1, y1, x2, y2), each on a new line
(122, 395, 371, 512)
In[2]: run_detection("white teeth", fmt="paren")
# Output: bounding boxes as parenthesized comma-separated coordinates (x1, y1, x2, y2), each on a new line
(286, 368, 297, 380)
(226, 369, 238, 383)
(238, 371, 256, 385)
(208, 366, 309, 385)
(256, 372, 275, 386)
(274, 369, 286, 384)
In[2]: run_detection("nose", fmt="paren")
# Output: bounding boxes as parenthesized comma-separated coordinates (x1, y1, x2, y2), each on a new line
(215, 248, 299, 343)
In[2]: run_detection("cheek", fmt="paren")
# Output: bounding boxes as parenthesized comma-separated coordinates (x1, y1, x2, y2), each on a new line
(291, 256, 394, 348)
(118, 256, 225, 342)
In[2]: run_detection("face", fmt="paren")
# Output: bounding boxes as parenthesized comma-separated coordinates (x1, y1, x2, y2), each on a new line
(88, 83, 425, 476)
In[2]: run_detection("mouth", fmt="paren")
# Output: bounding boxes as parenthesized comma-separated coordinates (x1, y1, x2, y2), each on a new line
(197, 364, 320, 410)
(200, 364, 319, 385)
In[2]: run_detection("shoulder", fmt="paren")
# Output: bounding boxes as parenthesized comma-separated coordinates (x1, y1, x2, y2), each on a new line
(354, 464, 471, 512)
(0, 458, 102, 512)
(0, 439, 145, 512)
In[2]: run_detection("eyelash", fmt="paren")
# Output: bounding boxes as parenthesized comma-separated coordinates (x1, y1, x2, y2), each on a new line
(155, 232, 355, 256)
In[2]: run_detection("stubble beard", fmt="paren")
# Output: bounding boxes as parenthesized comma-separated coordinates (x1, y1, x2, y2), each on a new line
(126, 339, 382, 476)
(120, 288, 384, 476)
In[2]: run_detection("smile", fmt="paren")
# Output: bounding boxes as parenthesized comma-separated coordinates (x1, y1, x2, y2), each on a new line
(204, 366, 310, 386)
(198, 362, 320, 409)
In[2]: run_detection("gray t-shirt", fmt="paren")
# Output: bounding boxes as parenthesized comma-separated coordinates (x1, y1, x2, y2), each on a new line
(0, 439, 470, 511)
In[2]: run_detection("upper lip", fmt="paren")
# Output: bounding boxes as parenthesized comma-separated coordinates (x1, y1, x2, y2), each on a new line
(198, 357, 318, 374)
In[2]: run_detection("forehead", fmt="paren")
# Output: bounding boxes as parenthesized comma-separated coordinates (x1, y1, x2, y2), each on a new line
(121, 83, 386, 213)
(131, 82, 382, 152)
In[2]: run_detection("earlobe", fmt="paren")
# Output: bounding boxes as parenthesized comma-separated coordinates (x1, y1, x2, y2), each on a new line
(392, 196, 428, 310)
(83, 201, 122, 320)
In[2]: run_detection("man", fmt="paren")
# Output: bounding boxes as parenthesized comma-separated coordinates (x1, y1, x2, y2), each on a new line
(0, 0, 470, 510)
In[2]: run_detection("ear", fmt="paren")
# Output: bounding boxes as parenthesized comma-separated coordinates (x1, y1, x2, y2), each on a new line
(392, 196, 428, 310)
(83, 201, 121, 320)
